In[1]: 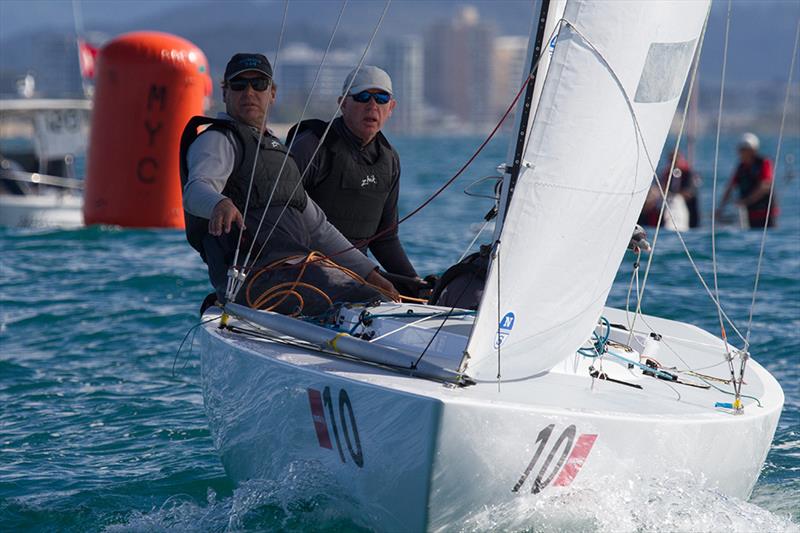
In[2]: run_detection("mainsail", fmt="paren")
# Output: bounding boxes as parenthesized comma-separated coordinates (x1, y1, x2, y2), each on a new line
(465, 0, 710, 381)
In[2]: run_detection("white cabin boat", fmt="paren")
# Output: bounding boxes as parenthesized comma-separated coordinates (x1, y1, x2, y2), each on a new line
(0, 98, 90, 228)
(196, 1, 783, 530)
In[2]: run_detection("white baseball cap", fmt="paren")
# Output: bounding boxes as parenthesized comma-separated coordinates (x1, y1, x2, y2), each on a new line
(342, 65, 393, 96)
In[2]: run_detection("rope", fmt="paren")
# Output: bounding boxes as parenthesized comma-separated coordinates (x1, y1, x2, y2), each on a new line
(243, 250, 406, 316)
(229, 0, 392, 302)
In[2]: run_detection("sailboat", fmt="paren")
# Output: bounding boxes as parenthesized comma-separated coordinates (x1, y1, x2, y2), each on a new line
(196, 1, 784, 530)
(0, 93, 90, 228)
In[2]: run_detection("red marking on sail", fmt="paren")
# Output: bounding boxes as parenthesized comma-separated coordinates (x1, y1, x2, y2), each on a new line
(553, 434, 597, 486)
(307, 388, 332, 449)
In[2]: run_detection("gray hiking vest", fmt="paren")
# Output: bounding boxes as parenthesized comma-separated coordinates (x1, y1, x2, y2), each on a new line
(179, 116, 308, 258)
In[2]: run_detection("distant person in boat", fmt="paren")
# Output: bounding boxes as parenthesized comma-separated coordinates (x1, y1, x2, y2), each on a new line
(637, 150, 700, 230)
(179, 53, 398, 315)
(718, 133, 779, 229)
(286, 66, 421, 296)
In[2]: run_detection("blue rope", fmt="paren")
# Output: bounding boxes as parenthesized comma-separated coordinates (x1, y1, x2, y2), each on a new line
(578, 316, 610, 358)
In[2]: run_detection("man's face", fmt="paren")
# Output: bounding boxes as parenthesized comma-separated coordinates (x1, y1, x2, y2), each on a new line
(339, 89, 396, 145)
(738, 146, 755, 164)
(224, 72, 275, 128)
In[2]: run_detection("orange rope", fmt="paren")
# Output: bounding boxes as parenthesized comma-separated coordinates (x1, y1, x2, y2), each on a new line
(244, 251, 403, 315)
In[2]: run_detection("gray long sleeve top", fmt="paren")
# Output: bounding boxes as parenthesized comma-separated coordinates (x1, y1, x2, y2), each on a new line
(183, 113, 377, 279)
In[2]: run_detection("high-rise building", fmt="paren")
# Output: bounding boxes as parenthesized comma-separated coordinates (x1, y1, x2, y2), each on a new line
(424, 6, 496, 130)
(382, 36, 424, 135)
(492, 36, 528, 119)
(272, 44, 359, 124)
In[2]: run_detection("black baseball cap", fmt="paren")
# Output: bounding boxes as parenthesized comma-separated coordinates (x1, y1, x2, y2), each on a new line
(224, 53, 273, 81)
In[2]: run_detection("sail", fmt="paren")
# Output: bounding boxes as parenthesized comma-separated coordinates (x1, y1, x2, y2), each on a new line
(497, 0, 567, 237)
(465, 0, 709, 381)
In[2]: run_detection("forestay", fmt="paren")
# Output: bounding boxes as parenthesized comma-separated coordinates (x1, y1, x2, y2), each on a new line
(464, 0, 710, 381)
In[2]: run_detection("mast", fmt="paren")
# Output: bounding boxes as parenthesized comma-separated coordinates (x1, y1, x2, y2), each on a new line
(497, 0, 553, 234)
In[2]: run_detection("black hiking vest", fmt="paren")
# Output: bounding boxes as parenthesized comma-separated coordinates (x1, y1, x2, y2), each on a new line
(287, 119, 395, 241)
(179, 116, 308, 258)
(734, 156, 771, 213)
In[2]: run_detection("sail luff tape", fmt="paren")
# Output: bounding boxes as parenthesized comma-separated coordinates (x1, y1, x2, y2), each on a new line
(328, 332, 349, 353)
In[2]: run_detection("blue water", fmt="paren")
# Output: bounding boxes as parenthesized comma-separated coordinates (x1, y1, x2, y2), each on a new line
(1, 134, 798, 532)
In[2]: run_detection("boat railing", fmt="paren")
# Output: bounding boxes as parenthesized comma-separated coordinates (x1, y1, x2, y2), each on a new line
(1, 169, 84, 191)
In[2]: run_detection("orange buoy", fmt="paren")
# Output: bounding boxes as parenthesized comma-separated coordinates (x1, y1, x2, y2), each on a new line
(84, 32, 211, 228)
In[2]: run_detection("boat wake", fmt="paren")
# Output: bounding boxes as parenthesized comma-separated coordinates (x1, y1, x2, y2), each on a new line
(104, 460, 371, 532)
(454, 472, 798, 533)
(102, 465, 798, 532)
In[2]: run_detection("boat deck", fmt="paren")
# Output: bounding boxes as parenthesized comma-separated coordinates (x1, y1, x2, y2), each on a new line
(203, 303, 782, 421)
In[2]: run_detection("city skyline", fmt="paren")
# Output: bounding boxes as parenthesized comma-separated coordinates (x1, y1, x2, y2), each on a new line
(1, 1, 798, 135)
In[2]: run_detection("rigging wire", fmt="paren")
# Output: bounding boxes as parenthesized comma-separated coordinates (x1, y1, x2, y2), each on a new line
(234, 59, 534, 300)
(228, 0, 350, 301)
(237, 8, 561, 301)
(559, 14, 747, 347)
(457, 218, 492, 263)
(738, 17, 800, 396)
(227, 0, 291, 298)
(625, 9, 711, 340)
(229, 0, 392, 302)
(709, 0, 737, 393)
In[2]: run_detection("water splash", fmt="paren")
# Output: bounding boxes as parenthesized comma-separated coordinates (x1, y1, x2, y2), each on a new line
(454, 473, 799, 533)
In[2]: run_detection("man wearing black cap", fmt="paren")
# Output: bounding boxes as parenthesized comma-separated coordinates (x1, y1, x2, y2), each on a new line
(287, 66, 419, 295)
(180, 53, 398, 314)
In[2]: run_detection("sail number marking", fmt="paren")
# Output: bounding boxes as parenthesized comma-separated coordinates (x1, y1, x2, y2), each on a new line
(513, 424, 597, 493)
(307, 387, 364, 468)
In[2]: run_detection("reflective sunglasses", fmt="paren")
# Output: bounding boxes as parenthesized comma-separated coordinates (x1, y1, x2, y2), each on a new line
(228, 77, 271, 92)
(350, 90, 391, 105)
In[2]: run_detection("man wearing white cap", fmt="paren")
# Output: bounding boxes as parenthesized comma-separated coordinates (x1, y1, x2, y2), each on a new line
(288, 66, 420, 294)
(179, 54, 398, 314)
(718, 132, 779, 228)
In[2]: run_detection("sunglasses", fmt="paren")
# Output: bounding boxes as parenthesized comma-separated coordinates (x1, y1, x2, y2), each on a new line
(228, 77, 271, 92)
(350, 90, 391, 105)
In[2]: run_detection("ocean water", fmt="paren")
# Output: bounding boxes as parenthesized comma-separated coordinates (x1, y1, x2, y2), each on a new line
(1, 134, 798, 532)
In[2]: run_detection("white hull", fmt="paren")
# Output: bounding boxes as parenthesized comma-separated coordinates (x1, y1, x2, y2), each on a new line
(199, 305, 783, 531)
(0, 193, 83, 228)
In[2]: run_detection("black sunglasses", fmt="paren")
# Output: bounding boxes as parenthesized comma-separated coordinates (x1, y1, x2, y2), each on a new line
(350, 90, 391, 105)
(228, 77, 271, 92)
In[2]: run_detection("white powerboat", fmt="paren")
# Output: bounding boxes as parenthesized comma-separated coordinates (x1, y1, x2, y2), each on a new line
(0, 98, 90, 228)
(196, 2, 783, 530)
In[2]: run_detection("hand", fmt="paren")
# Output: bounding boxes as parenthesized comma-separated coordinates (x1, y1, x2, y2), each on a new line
(209, 198, 244, 236)
(366, 269, 400, 301)
(735, 199, 747, 208)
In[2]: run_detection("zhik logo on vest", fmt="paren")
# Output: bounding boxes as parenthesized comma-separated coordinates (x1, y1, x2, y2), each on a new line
(361, 174, 377, 188)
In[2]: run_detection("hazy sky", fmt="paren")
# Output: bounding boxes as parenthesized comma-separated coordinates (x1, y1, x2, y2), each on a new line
(1, 0, 798, 83)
